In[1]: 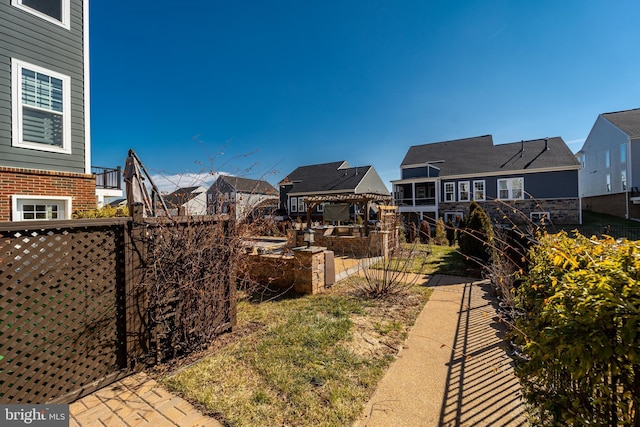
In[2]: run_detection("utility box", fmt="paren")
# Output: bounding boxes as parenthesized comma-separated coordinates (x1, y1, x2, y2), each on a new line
(324, 250, 335, 287)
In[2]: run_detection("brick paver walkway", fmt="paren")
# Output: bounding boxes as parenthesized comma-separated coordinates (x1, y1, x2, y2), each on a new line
(70, 372, 221, 426)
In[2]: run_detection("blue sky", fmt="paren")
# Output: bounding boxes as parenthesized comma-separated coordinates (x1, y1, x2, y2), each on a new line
(90, 1, 640, 191)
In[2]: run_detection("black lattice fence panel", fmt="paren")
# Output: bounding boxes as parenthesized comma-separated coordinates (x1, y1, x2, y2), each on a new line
(0, 223, 126, 403)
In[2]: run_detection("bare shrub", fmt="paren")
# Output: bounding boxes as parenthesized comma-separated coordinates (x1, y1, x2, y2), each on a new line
(145, 215, 245, 362)
(355, 240, 429, 299)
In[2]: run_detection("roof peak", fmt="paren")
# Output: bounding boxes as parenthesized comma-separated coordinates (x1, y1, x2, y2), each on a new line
(602, 107, 640, 116)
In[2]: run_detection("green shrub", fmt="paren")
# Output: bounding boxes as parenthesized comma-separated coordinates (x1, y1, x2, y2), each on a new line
(434, 218, 448, 246)
(458, 201, 494, 264)
(73, 205, 129, 218)
(515, 231, 640, 426)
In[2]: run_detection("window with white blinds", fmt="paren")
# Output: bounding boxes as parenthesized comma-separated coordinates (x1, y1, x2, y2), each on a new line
(12, 59, 71, 153)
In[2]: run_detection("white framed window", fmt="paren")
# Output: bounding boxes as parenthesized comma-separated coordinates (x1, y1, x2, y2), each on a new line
(444, 182, 455, 202)
(498, 177, 524, 200)
(11, 195, 71, 221)
(458, 181, 470, 202)
(12, 0, 70, 29)
(297, 197, 306, 213)
(606, 174, 611, 192)
(530, 212, 550, 223)
(473, 180, 485, 201)
(622, 170, 628, 191)
(605, 150, 610, 168)
(12, 59, 71, 154)
(444, 211, 464, 226)
(317, 203, 325, 213)
(290, 196, 297, 212)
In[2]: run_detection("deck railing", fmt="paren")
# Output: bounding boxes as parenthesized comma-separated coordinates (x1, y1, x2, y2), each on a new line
(93, 166, 122, 190)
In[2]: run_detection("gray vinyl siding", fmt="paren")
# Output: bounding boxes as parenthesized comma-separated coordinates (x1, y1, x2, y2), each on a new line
(355, 168, 391, 195)
(0, 0, 86, 174)
(441, 170, 579, 201)
(401, 165, 440, 179)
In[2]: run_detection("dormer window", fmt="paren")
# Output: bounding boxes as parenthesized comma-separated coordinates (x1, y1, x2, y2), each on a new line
(12, 0, 70, 29)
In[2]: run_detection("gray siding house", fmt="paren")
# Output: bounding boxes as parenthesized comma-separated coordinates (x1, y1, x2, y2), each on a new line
(0, 0, 121, 221)
(578, 108, 640, 219)
(392, 135, 581, 226)
(163, 186, 208, 216)
(207, 175, 279, 221)
(279, 161, 391, 223)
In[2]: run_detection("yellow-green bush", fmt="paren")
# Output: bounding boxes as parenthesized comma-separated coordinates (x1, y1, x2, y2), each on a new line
(515, 231, 640, 425)
(73, 205, 129, 219)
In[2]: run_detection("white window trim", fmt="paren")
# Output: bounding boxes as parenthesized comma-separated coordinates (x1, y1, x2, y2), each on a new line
(497, 177, 525, 200)
(473, 180, 486, 201)
(290, 197, 297, 213)
(444, 211, 464, 224)
(297, 197, 306, 213)
(530, 212, 550, 223)
(11, 195, 72, 221)
(444, 182, 455, 202)
(12, 0, 71, 30)
(317, 203, 324, 213)
(458, 181, 470, 202)
(11, 59, 72, 154)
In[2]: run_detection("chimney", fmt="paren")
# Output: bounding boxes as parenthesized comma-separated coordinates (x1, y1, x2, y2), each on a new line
(520, 140, 524, 157)
(545, 137, 549, 150)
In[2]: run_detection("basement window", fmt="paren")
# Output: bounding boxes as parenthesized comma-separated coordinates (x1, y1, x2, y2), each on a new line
(12, 195, 71, 221)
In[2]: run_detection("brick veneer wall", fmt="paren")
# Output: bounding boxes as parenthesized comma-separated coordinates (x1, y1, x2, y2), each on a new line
(440, 198, 581, 225)
(581, 193, 640, 220)
(0, 167, 96, 221)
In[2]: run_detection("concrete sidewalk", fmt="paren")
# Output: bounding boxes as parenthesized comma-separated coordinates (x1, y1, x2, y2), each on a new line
(356, 275, 528, 427)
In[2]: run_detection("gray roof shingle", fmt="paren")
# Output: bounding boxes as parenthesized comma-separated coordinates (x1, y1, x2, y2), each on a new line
(401, 135, 580, 177)
(282, 161, 388, 195)
(601, 108, 640, 139)
(218, 175, 278, 195)
(164, 186, 204, 206)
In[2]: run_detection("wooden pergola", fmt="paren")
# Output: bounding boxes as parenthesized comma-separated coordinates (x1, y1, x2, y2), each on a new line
(302, 192, 392, 233)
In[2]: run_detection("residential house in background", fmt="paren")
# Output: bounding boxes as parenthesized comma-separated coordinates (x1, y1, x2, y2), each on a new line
(0, 0, 122, 222)
(207, 175, 278, 220)
(279, 161, 391, 224)
(163, 186, 207, 216)
(577, 108, 640, 219)
(392, 135, 581, 226)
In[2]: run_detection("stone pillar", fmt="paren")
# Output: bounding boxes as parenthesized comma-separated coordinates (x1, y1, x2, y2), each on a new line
(292, 246, 326, 294)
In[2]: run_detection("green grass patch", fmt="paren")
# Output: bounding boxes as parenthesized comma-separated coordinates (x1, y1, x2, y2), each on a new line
(580, 210, 640, 227)
(163, 288, 430, 426)
(371, 243, 467, 276)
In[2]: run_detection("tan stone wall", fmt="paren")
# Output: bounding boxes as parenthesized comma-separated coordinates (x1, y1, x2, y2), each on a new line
(287, 228, 396, 257)
(440, 198, 580, 225)
(247, 247, 326, 294)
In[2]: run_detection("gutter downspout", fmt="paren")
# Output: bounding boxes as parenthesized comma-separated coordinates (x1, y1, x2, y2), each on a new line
(626, 136, 631, 220)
